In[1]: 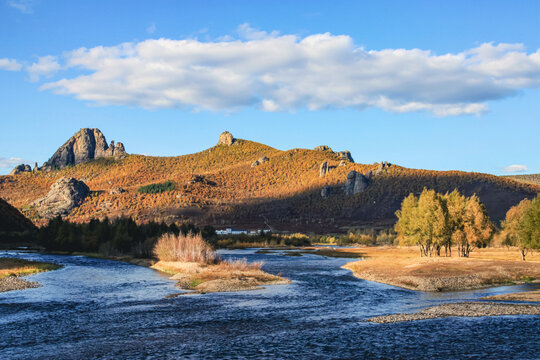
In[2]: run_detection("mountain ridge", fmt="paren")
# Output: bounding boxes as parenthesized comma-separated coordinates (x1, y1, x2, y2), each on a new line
(1, 129, 538, 231)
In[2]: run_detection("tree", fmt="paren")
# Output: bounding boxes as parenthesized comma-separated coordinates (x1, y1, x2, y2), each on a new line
(461, 195, 494, 257)
(517, 196, 540, 260)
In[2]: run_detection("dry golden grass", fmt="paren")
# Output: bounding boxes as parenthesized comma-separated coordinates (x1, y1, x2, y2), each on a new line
(153, 232, 219, 264)
(341, 246, 540, 292)
(0, 257, 61, 278)
(152, 258, 289, 293)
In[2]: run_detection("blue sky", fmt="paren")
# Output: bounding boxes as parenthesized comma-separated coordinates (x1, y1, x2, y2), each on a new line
(1, 0, 539, 175)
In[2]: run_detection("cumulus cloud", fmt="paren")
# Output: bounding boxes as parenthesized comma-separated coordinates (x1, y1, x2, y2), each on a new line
(38, 26, 540, 115)
(26, 55, 61, 82)
(7, 0, 34, 13)
(0, 58, 22, 71)
(0, 156, 26, 169)
(502, 164, 529, 173)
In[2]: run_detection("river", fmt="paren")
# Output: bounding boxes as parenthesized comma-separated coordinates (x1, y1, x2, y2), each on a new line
(1, 250, 539, 359)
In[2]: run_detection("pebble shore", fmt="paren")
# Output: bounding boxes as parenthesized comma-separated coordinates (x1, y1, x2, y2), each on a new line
(367, 302, 540, 323)
(0, 276, 39, 293)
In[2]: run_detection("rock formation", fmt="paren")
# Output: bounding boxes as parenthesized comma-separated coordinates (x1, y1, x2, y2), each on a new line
(314, 145, 332, 152)
(217, 131, 235, 146)
(252, 156, 269, 167)
(42, 128, 127, 170)
(109, 187, 125, 195)
(314, 146, 354, 163)
(319, 161, 329, 177)
(374, 161, 392, 175)
(321, 185, 331, 198)
(9, 164, 32, 175)
(33, 177, 90, 218)
(343, 171, 370, 195)
(337, 151, 354, 163)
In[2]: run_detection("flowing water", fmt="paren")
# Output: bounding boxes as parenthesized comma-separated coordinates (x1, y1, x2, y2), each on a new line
(1, 250, 539, 359)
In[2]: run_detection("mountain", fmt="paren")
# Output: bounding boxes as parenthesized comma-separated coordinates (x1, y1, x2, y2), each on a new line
(0, 197, 37, 233)
(1, 129, 538, 232)
(505, 174, 540, 186)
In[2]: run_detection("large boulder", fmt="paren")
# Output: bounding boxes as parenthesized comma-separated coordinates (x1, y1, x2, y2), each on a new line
(33, 177, 90, 218)
(343, 171, 370, 195)
(42, 128, 127, 170)
(9, 164, 32, 175)
(217, 131, 235, 146)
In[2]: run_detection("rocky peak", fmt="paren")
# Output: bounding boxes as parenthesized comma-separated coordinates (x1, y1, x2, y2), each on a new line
(9, 164, 32, 175)
(314, 145, 332, 152)
(217, 131, 235, 146)
(33, 177, 90, 218)
(42, 128, 127, 170)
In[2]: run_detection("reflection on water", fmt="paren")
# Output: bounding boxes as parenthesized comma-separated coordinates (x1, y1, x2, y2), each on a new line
(1, 250, 538, 359)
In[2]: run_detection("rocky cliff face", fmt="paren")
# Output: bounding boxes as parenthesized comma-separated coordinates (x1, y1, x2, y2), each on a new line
(42, 128, 126, 170)
(9, 164, 32, 175)
(343, 171, 370, 195)
(33, 177, 90, 218)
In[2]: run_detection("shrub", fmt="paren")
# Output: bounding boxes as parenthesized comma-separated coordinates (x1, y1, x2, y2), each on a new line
(138, 180, 176, 194)
(153, 232, 219, 264)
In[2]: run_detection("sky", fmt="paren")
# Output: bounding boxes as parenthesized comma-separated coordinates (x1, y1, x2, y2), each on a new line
(1, 0, 539, 175)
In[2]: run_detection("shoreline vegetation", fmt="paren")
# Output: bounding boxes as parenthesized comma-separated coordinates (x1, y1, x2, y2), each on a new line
(0, 257, 61, 293)
(151, 232, 290, 293)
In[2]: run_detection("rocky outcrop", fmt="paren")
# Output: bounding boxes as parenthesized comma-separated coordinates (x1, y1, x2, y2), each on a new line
(374, 161, 392, 175)
(314, 146, 354, 163)
(42, 128, 127, 170)
(319, 161, 329, 177)
(9, 164, 32, 175)
(314, 145, 332, 152)
(109, 187, 125, 195)
(321, 185, 331, 198)
(337, 151, 354, 163)
(343, 171, 370, 195)
(217, 131, 235, 146)
(252, 156, 269, 167)
(33, 177, 90, 218)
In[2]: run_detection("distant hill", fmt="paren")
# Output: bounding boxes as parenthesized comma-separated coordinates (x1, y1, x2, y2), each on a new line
(1, 130, 538, 232)
(504, 174, 540, 186)
(0, 197, 37, 233)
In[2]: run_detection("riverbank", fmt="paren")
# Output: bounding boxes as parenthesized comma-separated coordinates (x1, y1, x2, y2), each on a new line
(367, 302, 540, 323)
(152, 259, 290, 293)
(342, 246, 540, 292)
(0, 257, 61, 293)
(482, 289, 540, 302)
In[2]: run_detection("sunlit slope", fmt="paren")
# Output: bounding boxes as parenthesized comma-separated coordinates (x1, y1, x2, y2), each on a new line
(0, 139, 538, 231)
(505, 174, 540, 186)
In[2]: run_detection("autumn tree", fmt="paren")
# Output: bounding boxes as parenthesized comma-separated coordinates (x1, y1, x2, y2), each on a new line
(517, 196, 540, 260)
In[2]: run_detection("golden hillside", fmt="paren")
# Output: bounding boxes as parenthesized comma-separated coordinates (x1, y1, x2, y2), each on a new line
(0, 135, 538, 232)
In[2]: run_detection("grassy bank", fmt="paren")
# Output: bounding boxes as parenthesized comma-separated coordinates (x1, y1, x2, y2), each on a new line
(0, 257, 61, 278)
(0, 257, 62, 293)
(342, 246, 540, 292)
(153, 259, 290, 293)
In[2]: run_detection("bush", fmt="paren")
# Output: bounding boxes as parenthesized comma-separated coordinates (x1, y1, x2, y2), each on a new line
(153, 232, 219, 264)
(138, 180, 176, 194)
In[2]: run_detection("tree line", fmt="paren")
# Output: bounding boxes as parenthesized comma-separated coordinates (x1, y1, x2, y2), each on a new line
(395, 188, 539, 259)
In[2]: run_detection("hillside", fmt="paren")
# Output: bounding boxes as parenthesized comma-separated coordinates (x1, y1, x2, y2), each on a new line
(0, 131, 538, 232)
(505, 174, 540, 186)
(0, 197, 37, 233)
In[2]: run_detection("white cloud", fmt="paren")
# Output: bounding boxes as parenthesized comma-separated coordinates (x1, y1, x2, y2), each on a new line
(7, 0, 33, 13)
(0, 58, 22, 71)
(0, 156, 26, 169)
(146, 23, 156, 35)
(502, 164, 529, 173)
(26, 55, 61, 82)
(38, 26, 540, 115)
